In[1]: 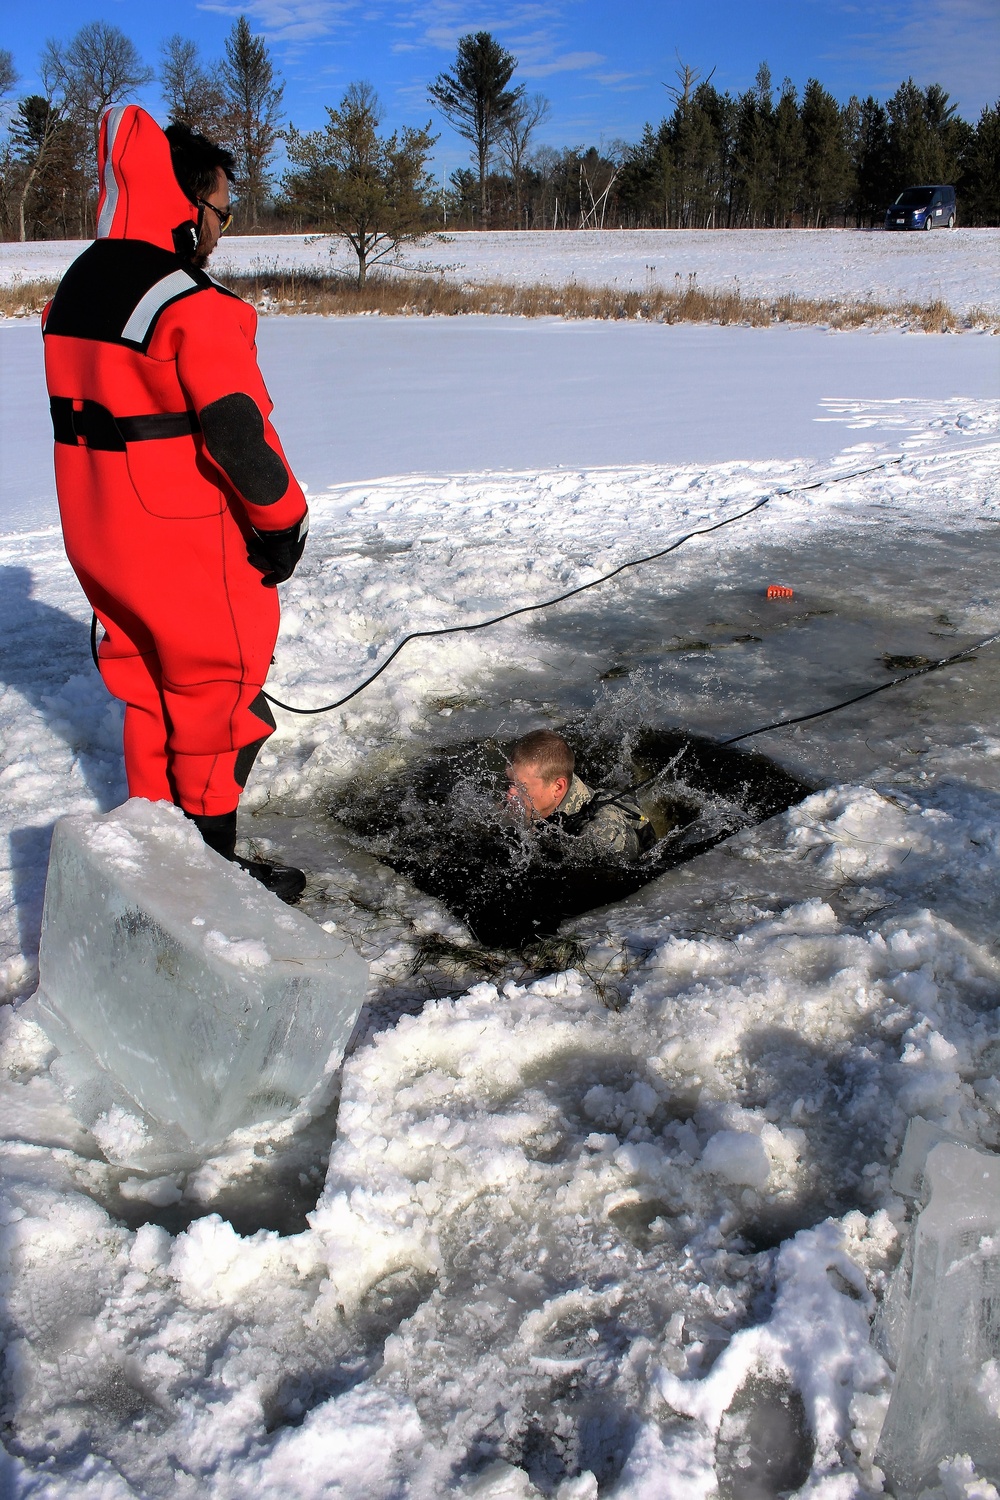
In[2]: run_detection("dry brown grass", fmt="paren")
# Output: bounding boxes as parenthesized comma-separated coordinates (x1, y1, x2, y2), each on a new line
(0, 279, 60, 317)
(3, 268, 994, 333)
(222, 266, 996, 331)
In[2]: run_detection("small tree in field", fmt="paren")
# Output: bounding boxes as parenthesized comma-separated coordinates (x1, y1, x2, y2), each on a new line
(284, 83, 437, 287)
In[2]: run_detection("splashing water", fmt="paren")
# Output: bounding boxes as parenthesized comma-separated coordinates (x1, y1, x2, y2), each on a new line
(328, 720, 812, 949)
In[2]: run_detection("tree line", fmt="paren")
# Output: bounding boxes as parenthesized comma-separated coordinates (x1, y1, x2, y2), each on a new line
(0, 17, 283, 239)
(1, 19, 998, 247)
(615, 60, 999, 229)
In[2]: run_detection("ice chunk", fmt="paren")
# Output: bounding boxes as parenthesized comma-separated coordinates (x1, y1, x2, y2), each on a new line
(890, 1114, 974, 1199)
(702, 1129, 772, 1189)
(23, 800, 369, 1173)
(876, 1139, 1000, 1495)
(876, 1115, 980, 1367)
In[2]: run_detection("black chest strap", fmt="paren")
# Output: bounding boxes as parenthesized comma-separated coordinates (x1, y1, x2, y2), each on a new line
(50, 397, 199, 451)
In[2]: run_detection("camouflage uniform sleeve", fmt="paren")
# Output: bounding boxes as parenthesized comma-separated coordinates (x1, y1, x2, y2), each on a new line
(581, 803, 642, 860)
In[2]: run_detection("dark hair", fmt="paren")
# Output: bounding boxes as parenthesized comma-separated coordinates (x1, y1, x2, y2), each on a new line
(165, 122, 235, 203)
(510, 730, 574, 783)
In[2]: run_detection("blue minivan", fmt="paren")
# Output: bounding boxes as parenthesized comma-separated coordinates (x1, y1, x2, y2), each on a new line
(884, 185, 957, 230)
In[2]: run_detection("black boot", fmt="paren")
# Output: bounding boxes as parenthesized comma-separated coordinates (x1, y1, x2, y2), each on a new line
(189, 810, 305, 905)
(189, 809, 238, 860)
(234, 856, 306, 906)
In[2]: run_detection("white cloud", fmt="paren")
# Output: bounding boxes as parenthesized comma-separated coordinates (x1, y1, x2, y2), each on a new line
(517, 49, 605, 77)
(388, 0, 576, 53)
(393, 79, 441, 111)
(197, 0, 361, 43)
(590, 70, 653, 92)
(829, 0, 1000, 114)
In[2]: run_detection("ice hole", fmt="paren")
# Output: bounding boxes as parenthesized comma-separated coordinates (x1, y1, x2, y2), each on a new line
(328, 725, 813, 949)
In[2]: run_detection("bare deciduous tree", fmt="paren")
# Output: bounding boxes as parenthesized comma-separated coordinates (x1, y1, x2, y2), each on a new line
(498, 92, 549, 225)
(0, 48, 17, 101)
(662, 51, 715, 109)
(578, 142, 625, 228)
(42, 21, 153, 160)
(161, 36, 226, 139)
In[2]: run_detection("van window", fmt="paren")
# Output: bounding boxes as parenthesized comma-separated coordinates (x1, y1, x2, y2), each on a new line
(896, 188, 934, 207)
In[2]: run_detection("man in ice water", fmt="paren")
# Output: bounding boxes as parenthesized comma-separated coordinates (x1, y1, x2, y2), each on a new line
(505, 730, 651, 860)
(42, 108, 308, 903)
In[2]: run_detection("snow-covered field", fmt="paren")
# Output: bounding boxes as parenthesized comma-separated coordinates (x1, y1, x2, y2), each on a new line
(1, 230, 999, 1497)
(2, 226, 998, 315)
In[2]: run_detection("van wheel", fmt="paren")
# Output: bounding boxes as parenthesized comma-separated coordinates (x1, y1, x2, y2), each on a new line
(923, 216, 933, 229)
(947, 214, 955, 229)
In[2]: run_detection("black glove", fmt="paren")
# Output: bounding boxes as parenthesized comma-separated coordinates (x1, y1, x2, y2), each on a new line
(247, 512, 309, 587)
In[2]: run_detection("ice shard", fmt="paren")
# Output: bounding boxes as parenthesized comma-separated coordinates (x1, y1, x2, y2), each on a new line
(876, 1135, 1000, 1494)
(23, 800, 369, 1173)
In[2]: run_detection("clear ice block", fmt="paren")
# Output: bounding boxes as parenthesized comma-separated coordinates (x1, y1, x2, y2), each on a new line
(23, 800, 369, 1173)
(890, 1114, 974, 1200)
(876, 1138, 1000, 1494)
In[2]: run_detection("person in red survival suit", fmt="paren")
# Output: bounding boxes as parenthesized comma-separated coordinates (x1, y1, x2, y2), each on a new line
(42, 107, 309, 901)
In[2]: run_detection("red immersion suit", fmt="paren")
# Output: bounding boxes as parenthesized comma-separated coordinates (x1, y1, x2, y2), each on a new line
(42, 106, 308, 817)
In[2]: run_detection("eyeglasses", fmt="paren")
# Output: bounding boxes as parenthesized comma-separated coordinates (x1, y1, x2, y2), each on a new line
(197, 198, 233, 233)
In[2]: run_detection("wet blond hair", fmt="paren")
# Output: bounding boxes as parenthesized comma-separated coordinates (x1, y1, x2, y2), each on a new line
(509, 730, 574, 784)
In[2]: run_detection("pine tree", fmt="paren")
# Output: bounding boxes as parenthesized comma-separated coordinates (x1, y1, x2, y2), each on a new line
(849, 95, 893, 225)
(618, 122, 669, 227)
(664, 58, 719, 228)
(960, 101, 1000, 224)
(771, 80, 803, 226)
(801, 79, 849, 225)
(695, 84, 734, 228)
(221, 16, 284, 228)
(679, 88, 724, 227)
(10, 96, 78, 241)
(429, 32, 521, 226)
(886, 78, 962, 188)
(733, 64, 774, 226)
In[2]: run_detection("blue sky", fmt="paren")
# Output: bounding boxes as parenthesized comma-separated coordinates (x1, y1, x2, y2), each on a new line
(4, 0, 998, 182)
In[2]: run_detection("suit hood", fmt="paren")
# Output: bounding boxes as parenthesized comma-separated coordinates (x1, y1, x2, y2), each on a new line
(96, 105, 198, 255)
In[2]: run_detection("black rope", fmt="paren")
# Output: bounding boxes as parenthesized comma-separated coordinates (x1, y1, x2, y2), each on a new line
(262, 456, 903, 716)
(720, 630, 1000, 745)
(85, 451, 998, 759)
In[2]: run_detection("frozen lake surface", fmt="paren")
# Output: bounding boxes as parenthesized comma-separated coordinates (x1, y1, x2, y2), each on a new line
(0, 305, 999, 1497)
(2, 314, 998, 530)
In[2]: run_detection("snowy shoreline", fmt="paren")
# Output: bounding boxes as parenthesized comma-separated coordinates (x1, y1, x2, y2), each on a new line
(2, 225, 998, 317)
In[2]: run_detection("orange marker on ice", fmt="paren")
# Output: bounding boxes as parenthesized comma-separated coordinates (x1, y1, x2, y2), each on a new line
(767, 585, 794, 599)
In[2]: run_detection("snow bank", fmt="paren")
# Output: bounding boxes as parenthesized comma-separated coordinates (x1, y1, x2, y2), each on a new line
(2, 786, 998, 1493)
